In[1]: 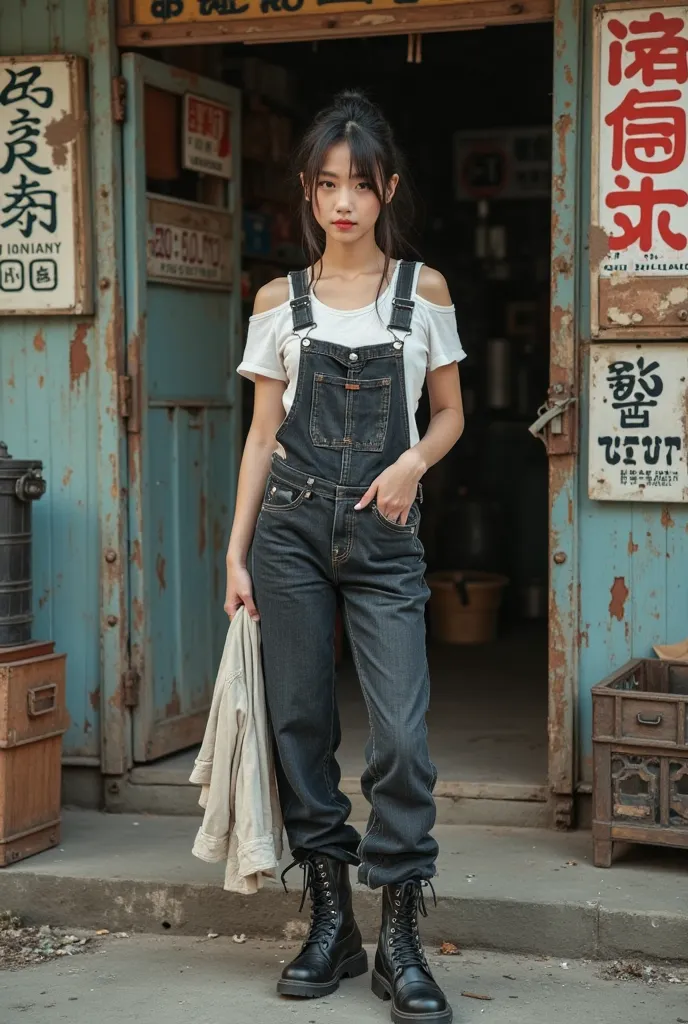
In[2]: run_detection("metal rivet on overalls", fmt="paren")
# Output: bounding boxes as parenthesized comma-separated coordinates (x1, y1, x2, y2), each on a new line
(393, 341, 403, 350)
(302, 339, 311, 347)
(349, 352, 358, 361)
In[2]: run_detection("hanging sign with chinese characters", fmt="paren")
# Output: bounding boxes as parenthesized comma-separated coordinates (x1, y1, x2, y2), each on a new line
(147, 195, 233, 290)
(127, 0, 451, 25)
(589, 343, 688, 501)
(0, 55, 91, 315)
(591, 4, 688, 337)
(183, 94, 232, 179)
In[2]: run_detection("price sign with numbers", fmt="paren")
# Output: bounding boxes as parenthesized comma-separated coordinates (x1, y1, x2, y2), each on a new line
(147, 195, 233, 290)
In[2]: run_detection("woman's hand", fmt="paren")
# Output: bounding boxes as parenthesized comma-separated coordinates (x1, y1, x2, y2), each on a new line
(224, 559, 260, 621)
(354, 450, 426, 524)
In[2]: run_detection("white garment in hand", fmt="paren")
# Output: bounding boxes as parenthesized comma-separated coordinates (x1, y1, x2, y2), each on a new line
(189, 606, 283, 894)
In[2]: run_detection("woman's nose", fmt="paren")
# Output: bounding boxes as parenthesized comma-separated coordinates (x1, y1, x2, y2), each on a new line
(335, 188, 353, 211)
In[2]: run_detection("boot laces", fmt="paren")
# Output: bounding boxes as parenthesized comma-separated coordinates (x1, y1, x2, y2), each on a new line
(281, 857, 338, 947)
(388, 880, 436, 975)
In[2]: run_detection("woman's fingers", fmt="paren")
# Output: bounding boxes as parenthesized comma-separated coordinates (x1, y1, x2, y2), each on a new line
(354, 480, 379, 511)
(242, 590, 260, 622)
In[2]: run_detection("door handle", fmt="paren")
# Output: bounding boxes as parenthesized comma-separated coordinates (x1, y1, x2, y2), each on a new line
(637, 713, 662, 726)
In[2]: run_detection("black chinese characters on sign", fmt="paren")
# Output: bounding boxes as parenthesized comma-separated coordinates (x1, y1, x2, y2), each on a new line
(597, 356, 682, 487)
(0, 65, 59, 295)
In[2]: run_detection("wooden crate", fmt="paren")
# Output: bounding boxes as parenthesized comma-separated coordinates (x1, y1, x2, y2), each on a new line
(592, 657, 688, 867)
(0, 643, 68, 866)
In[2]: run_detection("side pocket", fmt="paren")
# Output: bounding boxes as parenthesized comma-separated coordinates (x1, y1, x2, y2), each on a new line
(371, 501, 420, 534)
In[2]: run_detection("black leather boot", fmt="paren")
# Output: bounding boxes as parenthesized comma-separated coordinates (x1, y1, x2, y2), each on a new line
(372, 880, 452, 1023)
(277, 853, 368, 998)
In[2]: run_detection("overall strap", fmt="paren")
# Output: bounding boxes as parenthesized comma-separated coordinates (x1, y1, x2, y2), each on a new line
(387, 260, 417, 334)
(289, 269, 316, 331)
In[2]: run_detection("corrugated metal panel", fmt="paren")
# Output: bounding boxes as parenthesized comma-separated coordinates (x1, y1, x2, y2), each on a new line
(576, 0, 688, 786)
(0, 0, 126, 763)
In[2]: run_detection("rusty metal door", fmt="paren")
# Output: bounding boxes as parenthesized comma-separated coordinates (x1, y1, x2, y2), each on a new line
(121, 54, 242, 762)
(529, 0, 582, 828)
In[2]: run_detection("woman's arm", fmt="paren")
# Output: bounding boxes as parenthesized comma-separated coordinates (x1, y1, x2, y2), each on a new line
(224, 280, 288, 620)
(355, 267, 464, 524)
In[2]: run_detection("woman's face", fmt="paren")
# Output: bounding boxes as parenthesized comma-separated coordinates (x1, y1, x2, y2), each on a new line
(308, 141, 397, 246)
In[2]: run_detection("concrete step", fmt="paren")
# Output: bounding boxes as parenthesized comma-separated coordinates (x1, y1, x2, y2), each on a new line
(121, 762, 552, 827)
(1, 811, 687, 963)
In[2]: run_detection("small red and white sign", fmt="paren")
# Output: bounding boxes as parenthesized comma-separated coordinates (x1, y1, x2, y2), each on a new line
(597, 5, 688, 276)
(183, 94, 232, 180)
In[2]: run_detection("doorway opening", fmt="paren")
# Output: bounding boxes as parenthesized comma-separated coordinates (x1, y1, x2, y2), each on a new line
(230, 23, 554, 807)
(130, 22, 555, 822)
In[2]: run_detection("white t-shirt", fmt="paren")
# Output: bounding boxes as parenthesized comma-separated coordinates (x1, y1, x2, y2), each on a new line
(237, 261, 466, 447)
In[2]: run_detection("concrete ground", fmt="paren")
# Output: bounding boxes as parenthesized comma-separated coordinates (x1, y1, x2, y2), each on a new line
(2, 935, 687, 1024)
(2, 811, 688, 963)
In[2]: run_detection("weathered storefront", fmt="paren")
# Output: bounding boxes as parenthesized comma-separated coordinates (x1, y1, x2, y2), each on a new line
(0, 0, 686, 828)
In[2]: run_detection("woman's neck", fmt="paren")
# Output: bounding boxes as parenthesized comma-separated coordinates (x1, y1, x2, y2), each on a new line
(319, 236, 384, 280)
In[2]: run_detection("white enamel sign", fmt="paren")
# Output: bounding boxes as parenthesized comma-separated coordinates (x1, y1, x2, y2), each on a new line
(0, 55, 91, 315)
(589, 343, 688, 501)
(596, 5, 688, 278)
(182, 94, 232, 180)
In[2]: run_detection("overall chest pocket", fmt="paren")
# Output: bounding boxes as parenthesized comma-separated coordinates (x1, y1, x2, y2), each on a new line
(310, 373, 392, 452)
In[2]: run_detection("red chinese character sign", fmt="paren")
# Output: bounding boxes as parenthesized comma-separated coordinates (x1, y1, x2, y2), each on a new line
(183, 94, 232, 180)
(0, 56, 91, 315)
(591, 4, 688, 337)
(589, 343, 688, 501)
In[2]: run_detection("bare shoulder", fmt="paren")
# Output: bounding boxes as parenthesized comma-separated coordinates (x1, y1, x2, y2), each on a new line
(416, 266, 453, 307)
(253, 277, 290, 315)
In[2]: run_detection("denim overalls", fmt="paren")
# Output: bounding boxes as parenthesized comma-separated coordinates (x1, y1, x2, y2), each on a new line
(252, 261, 438, 889)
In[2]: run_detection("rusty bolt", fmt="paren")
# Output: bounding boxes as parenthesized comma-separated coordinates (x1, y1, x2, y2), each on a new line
(678, 309, 688, 322)
(108, 781, 120, 795)
(552, 383, 564, 395)
(107, 614, 118, 627)
(100, 186, 109, 199)
(104, 549, 117, 563)
(99, 277, 111, 291)
(553, 551, 567, 564)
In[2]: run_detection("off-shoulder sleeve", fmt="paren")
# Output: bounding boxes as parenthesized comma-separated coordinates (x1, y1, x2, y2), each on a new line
(416, 296, 467, 372)
(237, 308, 289, 383)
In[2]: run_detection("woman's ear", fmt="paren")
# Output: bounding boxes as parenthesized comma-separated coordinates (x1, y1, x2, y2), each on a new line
(386, 174, 400, 204)
(300, 172, 310, 202)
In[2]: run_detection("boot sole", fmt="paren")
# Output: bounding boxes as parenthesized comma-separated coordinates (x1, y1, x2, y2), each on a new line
(371, 969, 453, 1024)
(277, 948, 369, 999)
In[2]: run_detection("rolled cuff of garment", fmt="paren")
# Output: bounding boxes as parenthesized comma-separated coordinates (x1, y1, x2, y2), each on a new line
(191, 827, 228, 864)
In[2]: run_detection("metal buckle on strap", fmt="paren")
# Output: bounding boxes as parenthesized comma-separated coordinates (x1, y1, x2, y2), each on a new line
(392, 297, 414, 313)
(417, 482, 424, 504)
(290, 296, 310, 311)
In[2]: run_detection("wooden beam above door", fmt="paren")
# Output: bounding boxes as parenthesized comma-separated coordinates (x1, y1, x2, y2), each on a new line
(117, 0, 553, 47)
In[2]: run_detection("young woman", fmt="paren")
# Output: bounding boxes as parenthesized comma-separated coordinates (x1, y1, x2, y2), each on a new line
(226, 91, 465, 1024)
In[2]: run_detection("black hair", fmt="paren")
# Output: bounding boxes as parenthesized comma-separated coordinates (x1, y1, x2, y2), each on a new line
(294, 89, 414, 298)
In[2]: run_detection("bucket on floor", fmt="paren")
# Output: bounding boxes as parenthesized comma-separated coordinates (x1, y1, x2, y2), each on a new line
(427, 570, 509, 645)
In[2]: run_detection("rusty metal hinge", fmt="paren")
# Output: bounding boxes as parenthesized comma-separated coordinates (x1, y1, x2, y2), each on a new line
(118, 374, 132, 420)
(118, 374, 141, 433)
(112, 76, 127, 124)
(123, 669, 140, 708)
